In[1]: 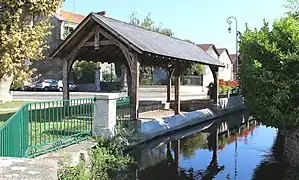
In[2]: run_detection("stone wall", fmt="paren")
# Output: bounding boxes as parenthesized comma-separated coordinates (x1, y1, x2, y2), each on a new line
(284, 128, 299, 166)
(31, 16, 64, 80)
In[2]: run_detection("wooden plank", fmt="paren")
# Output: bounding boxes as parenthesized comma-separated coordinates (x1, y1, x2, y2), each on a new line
(83, 40, 115, 47)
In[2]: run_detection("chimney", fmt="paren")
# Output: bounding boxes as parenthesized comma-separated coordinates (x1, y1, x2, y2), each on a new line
(96, 11, 106, 16)
(55, 7, 61, 15)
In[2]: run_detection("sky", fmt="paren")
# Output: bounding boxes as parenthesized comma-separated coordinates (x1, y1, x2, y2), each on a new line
(63, 0, 287, 54)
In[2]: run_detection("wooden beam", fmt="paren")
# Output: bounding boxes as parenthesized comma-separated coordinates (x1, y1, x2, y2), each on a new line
(66, 29, 96, 62)
(174, 62, 181, 115)
(92, 17, 142, 54)
(94, 27, 100, 50)
(83, 40, 115, 47)
(167, 67, 175, 103)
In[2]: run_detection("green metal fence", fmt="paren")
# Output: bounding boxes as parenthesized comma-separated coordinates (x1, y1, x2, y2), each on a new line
(0, 98, 94, 158)
(116, 96, 131, 121)
(0, 106, 29, 157)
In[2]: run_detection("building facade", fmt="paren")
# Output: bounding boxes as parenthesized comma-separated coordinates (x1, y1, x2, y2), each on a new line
(198, 44, 233, 89)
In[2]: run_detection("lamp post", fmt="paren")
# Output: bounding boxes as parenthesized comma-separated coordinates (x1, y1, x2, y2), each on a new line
(227, 16, 239, 77)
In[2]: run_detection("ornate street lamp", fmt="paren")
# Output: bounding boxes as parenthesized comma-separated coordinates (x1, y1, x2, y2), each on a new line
(227, 16, 239, 76)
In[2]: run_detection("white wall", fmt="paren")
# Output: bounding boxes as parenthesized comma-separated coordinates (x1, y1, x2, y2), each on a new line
(203, 48, 219, 88)
(218, 52, 233, 81)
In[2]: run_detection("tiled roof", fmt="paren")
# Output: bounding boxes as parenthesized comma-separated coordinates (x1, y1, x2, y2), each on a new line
(51, 13, 224, 67)
(197, 44, 214, 51)
(93, 14, 224, 66)
(216, 48, 227, 55)
(197, 44, 220, 57)
(54, 10, 86, 24)
(230, 54, 237, 63)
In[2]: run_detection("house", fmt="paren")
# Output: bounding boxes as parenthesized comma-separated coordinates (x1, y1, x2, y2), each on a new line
(216, 48, 233, 81)
(198, 44, 233, 88)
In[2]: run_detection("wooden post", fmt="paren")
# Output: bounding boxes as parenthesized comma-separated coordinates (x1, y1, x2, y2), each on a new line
(210, 65, 219, 104)
(127, 71, 132, 96)
(129, 55, 140, 121)
(62, 60, 70, 100)
(174, 139, 180, 175)
(174, 63, 181, 115)
(167, 74, 171, 103)
(167, 68, 174, 103)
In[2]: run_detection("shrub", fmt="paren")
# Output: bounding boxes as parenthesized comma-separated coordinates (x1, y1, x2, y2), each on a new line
(59, 138, 135, 180)
(218, 79, 240, 96)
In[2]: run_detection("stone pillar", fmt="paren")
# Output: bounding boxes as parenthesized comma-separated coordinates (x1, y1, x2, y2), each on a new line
(174, 63, 181, 115)
(94, 67, 101, 92)
(92, 94, 119, 138)
(120, 64, 127, 92)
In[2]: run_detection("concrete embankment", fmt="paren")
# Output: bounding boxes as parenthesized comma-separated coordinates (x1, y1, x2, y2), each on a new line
(130, 96, 245, 147)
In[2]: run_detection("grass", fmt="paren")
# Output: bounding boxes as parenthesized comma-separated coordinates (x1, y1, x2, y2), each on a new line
(0, 111, 16, 126)
(0, 101, 30, 109)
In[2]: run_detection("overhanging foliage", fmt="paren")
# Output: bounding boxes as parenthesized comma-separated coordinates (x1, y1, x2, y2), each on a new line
(239, 16, 299, 129)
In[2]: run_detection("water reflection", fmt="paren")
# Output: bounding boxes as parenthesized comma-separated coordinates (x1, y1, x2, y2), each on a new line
(127, 111, 293, 180)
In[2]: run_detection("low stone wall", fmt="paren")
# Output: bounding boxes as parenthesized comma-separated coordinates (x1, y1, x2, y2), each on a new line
(218, 96, 244, 109)
(140, 108, 215, 138)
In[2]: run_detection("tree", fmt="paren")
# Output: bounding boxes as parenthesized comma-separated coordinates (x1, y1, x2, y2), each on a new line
(285, 0, 299, 16)
(71, 61, 98, 83)
(0, 0, 63, 102)
(238, 16, 299, 129)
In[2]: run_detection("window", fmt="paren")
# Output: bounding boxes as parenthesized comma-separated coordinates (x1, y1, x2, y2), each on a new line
(63, 26, 75, 39)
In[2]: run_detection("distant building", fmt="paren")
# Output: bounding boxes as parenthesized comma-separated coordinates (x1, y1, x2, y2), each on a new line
(198, 44, 233, 88)
(229, 54, 239, 80)
(197, 44, 219, 88)
(216, 48, 233, 81)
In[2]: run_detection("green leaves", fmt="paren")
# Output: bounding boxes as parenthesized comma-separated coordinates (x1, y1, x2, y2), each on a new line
(239, 15, 299, 129)
(0, 0, 63, 85)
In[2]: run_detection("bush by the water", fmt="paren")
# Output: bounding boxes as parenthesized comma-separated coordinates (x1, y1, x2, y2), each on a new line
(58, 138, 135, 180)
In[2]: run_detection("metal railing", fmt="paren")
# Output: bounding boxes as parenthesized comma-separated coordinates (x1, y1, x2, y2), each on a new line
(116, 96, 131, 121)
(0, 106, 28, 157)
(0, 98, 94, 158)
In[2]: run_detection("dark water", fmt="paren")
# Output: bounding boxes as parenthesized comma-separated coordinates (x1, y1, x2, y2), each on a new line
(128, 111, 291, 180)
